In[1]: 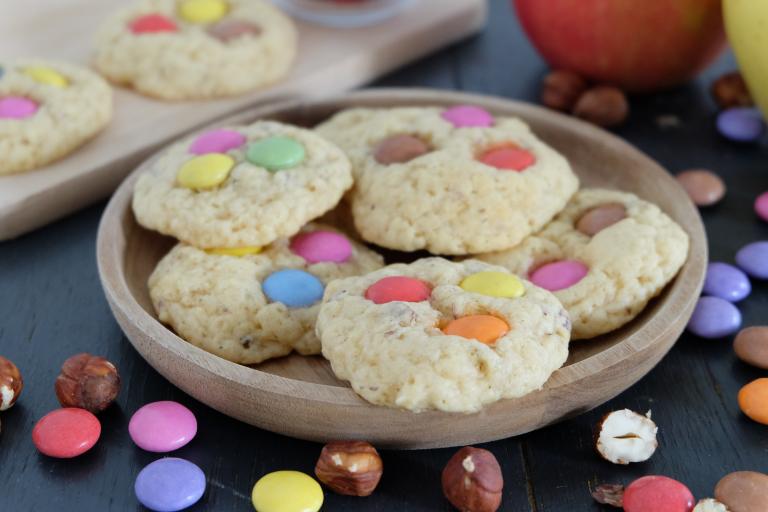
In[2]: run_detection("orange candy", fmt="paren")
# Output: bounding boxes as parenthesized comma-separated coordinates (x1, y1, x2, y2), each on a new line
(443, 315, 509, 345)
(739, 378, 768, 425)
(478, 145, 535, 171)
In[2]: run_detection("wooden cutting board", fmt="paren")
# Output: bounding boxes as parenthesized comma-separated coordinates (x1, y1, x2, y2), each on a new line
(0, 0, 485, 240)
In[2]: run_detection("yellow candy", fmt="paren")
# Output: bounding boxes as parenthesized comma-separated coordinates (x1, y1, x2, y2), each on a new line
(177, 153, 234, 190)
(24, 66, 68, 88)
(206, 246, 261, 256)
(179, 0, 228, 23)
(460, 271, 525, 298)
(251, 471, 323, 512)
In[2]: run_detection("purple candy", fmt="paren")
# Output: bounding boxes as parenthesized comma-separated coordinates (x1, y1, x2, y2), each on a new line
(717, 107, 765, 142)
(441, 105, 494, 128)
(736, 241, 768, 279)
(687, 296, 742, 339)
(703, 262, 751, 302)
(189, 129, 245, 155)
(135, 458, 205, 512)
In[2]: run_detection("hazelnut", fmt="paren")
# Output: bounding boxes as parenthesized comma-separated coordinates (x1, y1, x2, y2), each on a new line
(541, 70, 588, 112)
(55, 353, 120, 414)
(573, 86, 629, 128)
(314, 440, 383, 496)
(711, 72, 752, 109)
(0, 356, 23, 411)
(591, 483, 624, 508)
(694, 498, 730, 512)
(441, 446, 503, 512)
(595, 409, 658, 464)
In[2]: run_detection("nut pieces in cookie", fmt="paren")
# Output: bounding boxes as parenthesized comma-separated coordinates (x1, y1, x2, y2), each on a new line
(441, 446, 503, 512)
(55, 353, 121, 413)
(0, 356, 23, 411)
(314, 440, 383, 496)
(595, 409, 658, 464)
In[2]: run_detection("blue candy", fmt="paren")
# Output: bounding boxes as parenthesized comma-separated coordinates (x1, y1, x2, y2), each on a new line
(687, 296, 742, 339)
(135, 458, 206, 512)
(262, 269, 324, 308)
(736, 241, 768, 279)
(717, 107, 765, 142)
(703, 262, 751, 302)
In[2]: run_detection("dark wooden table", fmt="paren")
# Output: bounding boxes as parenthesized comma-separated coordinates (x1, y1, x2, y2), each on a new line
(2, 2, 767, 510)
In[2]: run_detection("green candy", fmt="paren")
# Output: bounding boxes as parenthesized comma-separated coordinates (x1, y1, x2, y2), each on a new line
(246, 136, 305, 171)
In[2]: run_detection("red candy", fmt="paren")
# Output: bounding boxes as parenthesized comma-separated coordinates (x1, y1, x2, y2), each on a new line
(623, 476, 695, 512)
(479, 145, 535, 171)
(365, 276, 431, 304)
(130, 14, 178, 34)
(32, 408, 101, 458)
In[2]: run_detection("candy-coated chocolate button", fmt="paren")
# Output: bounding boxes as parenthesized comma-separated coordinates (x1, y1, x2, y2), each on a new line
(0, 96, 38, 119)
(715, 471, 768, 512)
(717, 107, 765, 142)
(576, 203, 627, 236)
(24, 66, 68, 88)
(756, 191, 768, 222)
(177, 153, 234, 190)
(135, 458, 206, 512)
(129, 401, 197, 452)
(623, 476, 695, 512)
(290, 231, 352, 263)
(246, 136, 305, 171)
(373, 134, 430, 164)
(206, 246, 261, 256)
(130, 13, 179, 34)
(479, 145, 535, 171)
(703, 262, 751, 302)
(460, 271, 524, 298)
(676, 169, 726, 207)
(32, 408, 101, 458)
(251, 471, 323, 512)
(365, 276, 431, 304)
(736, 241, 768, 279)
(686, 296, 742, 338)
(734, 326, 768, 369)
(442, 105, 494, 127)
(207, 19, 262, 42)
(189, 129, 245, 155)
(738, 378, 768, 425)
(443, 315, 509, 345)
(179, 0, 228, 23)
(262, 270, 324, 308)
(529, 260, 588, 291)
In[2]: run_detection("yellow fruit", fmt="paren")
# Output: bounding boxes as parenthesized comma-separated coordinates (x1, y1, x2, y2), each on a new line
(724, 0, 768, 118)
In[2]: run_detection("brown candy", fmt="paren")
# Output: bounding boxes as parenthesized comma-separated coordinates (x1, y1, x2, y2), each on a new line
(715, 471, 768, 512)
(676, 169, 726, 207)
(207, 19, 262, 42)
(373, 134, 430, 164)
(734, 326, 768, 369)
(576, 203, 627, 236)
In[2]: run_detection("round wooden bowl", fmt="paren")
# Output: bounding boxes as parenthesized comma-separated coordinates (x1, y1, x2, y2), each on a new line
(97, 88, 707, 449)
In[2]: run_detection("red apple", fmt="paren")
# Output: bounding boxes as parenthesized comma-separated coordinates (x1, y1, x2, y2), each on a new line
(514, 0, 727, 92)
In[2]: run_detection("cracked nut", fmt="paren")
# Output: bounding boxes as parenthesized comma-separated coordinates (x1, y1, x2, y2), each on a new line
(591, 483, 624, 508)
(314, 440, 383, 496)
(573, 86, 629, 127)
(0, 356, 23, 411)
(55, 353, 120, 414)
(442, 446, 503, 512)
(595, 409, 658, 464)
(541, 70, 588, 112)
(694, 498, 730, 512)
(711, 72, 752, 109)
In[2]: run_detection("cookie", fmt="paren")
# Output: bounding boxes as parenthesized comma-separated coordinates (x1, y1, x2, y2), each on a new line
(148, 223, 384, 364)
(133, 121, 353, 248)
(315, 106, 579, 255)
(0, 59, 112, 175)
(93, 0, 297, 100)
(477, 188, 690, 339)
(316, 257, 570, 412)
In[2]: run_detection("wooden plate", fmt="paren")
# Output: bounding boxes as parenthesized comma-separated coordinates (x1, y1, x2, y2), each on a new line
(97, 89, 707, 449)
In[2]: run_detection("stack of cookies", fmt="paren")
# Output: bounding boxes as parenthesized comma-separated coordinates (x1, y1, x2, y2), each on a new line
(134, 104, 690, 414)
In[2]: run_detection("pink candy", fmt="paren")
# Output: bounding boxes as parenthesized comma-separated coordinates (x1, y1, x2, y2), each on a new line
(0, 96, 38, 119)
(441, 105, 494, 128)
(189, 129, 246, 155)
(623, 476, 695, 512)
(756, 191, 768, 222)
(529, 260, 588, 291)
(129, 401, 197, 453)
(290, 231, 352, 263)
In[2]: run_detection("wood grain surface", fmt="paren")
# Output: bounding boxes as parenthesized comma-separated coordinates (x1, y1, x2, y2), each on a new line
(0, 0, 485, 241)
(0, 1, 766, 510)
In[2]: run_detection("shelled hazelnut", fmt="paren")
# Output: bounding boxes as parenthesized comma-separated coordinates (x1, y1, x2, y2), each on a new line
(541, 70, 588, 112)
(0, 356, 23, 411)
(711, 72, 752, 109)
(573, 86, 629, 128)
(55, 353, 120, 414)
(314, 440, 383, 496)
(441, 446, 503, 512)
